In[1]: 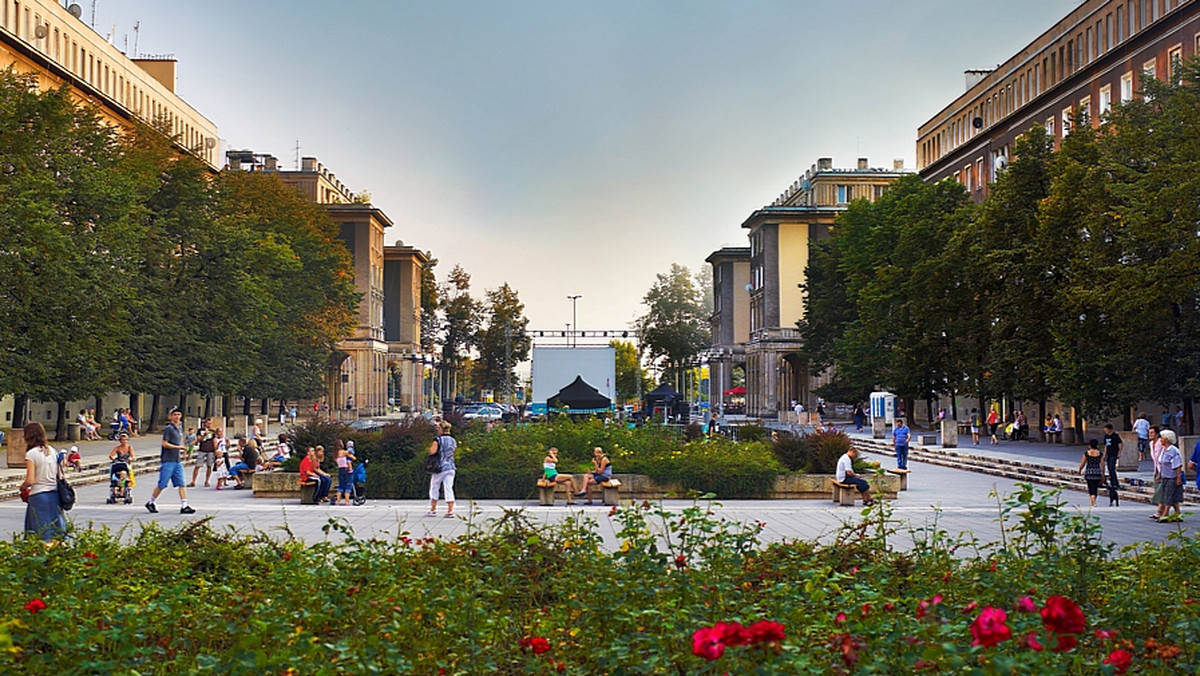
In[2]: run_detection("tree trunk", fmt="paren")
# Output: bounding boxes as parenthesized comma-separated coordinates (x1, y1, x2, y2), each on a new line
(147, 394, 161, 434)
(1038, 400, 1047, 442)
(204, 397, 213, 419)
(54, 401, 68, 441)
(1184, 396, 1194, 436)
(261, 398, 269, 416)
(222, 395, 231, 419)
(242, 397, 251, 417)
(94, 396, 104, 423)
(12, 396, 28, 428)
(1123, 408, 1133, 433)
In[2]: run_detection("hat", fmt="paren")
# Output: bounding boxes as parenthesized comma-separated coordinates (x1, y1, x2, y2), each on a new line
(256, 419, 263, 424)
(169, 407, 182, 415)
(346, 440, 355, 448)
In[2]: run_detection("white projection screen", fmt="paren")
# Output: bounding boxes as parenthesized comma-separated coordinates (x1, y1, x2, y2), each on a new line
(531, 346, 616, 405)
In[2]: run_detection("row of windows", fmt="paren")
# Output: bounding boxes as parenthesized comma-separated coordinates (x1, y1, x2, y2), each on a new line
(2, 0, 214, 162)
(920, 0, 1190, 168)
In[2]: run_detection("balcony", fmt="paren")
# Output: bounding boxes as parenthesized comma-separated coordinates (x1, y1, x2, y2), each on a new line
(750, 327, 803, 343)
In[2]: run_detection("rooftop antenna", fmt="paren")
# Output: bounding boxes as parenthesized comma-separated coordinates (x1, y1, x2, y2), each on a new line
(132, 21, 139, 58)
(91, 0, 97, 28)
(295, 139, 301, 170)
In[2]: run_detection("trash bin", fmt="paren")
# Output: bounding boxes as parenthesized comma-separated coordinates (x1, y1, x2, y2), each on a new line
(67, 422, 81, 442)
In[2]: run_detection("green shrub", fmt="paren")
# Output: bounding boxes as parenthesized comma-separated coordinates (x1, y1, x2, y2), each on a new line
(805, 428, 852, 474)
(737, 424, 769, 442)
(771, 432, 809, 471)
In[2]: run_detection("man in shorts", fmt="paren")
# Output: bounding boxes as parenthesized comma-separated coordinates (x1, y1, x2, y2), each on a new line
(189, 422, 217, 488)
(1133, 413, 1150, 462)
(147, 407, 195, 514)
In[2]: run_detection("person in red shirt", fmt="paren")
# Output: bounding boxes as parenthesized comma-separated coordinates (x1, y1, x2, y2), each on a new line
(299, 446, 332, 503)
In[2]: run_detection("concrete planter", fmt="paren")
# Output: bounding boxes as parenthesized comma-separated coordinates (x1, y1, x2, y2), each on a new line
(252, 471, 302, 499)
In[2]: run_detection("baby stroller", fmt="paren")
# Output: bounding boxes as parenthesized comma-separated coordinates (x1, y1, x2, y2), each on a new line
(349, 459, 368, 506)
(107, 460, 133, 504)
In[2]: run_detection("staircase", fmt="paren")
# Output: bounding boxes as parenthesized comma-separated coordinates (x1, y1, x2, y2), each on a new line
(850, 438, 1198, 505)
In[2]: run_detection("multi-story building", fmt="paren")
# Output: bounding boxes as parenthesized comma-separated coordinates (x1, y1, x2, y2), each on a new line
(228, 152, 417, 417)
(718, 157, 909, 420)
(0, 0, 219, 168)
(383, 243, 428, 411)
(704, 247, 750, 414)
(918, 0, 1200, 200)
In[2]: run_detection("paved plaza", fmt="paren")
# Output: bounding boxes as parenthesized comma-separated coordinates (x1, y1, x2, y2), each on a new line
(2, 431, 1192, 551)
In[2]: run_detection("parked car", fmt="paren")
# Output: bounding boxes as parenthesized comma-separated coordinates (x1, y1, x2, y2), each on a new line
(461, 404, 504, 421)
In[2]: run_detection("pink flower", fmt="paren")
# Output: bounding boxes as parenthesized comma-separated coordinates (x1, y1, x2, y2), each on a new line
(1022, 632, 1043, 651)
(1103, 648, 1133, 674)
(1040, 596, 1085, 636)
(969, 607, 1012, 647)
(963, 601, 979, 613)
(24, 598, 46, 614)
(835, 612, 847, 625)
(1015, 596, 1037, 613)
(692, 627, 725, 661)
(1094, 629, 1118, 640)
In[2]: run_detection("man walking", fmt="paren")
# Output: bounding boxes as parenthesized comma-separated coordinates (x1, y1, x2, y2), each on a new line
(147, 407, 195, 514)
(189, 421, 217, 488)
(1102, 423, 1122, 507)
(892, 418, 911, 470)
(1133, 413, 1150, 462)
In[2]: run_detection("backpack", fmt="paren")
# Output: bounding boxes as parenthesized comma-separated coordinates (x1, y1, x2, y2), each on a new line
(424, 437, 445, 474)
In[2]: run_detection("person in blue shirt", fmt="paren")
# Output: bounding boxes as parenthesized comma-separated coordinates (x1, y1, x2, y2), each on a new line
(892, 418, 911, 470)
(1190, 438, 1200, 492)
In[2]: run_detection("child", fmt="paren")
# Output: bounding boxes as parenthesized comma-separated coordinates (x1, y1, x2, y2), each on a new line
(336, 444, 354, 506)
(185, 427, 197, 457)
(66, 446, 82, 472)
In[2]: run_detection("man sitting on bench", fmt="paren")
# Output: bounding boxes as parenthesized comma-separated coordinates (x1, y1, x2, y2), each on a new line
(836, 447, 875, 506)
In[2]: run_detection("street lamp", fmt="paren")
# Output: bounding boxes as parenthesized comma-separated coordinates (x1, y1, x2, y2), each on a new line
(567, 295, 582, 347)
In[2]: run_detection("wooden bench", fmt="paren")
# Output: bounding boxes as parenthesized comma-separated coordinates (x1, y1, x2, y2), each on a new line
(299, 479, 318, 505)
(886, 468, 911, 491)
(829, 478, 859, 506)
(917, 434, 937, 446)
(600, 479, 621, 506)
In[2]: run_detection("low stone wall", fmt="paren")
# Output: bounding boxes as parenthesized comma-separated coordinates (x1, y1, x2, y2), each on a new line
(252, 471, 302, 499)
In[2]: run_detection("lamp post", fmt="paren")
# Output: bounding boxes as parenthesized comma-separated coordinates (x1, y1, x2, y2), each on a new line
(567, 295, 582, 347)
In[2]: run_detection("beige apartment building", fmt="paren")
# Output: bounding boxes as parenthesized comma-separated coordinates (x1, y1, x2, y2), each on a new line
(716, 157, 910, 420)
(918, 0, 1200, 200)
(384, 244, 428, 411)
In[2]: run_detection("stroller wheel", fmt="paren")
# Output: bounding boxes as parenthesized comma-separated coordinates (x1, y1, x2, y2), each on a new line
(106, 496, 115, 504)
(353, 496, 366, 506)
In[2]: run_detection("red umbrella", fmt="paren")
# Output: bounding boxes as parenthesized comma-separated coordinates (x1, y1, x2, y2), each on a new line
(722, 386, 746, 396)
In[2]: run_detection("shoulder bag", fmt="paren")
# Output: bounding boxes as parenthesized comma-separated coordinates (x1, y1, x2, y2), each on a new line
(424, 437, 444, 474)
(56, 460, 76, 512)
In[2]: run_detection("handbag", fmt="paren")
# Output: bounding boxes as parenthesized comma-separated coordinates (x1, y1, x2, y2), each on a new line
(57, 463, 76, 512)
(1150, 479, 1163, 505)
(424, 438, 444, 474)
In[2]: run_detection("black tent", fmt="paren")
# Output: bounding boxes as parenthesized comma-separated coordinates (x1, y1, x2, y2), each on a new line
(548, 376, 612, 410)
(644, 384, 687, 422)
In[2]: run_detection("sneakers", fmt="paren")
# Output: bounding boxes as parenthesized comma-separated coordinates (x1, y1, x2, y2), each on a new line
(424, 511, 437, 517)
(144, 501, 158, 514)
(180, 505, 196, 514)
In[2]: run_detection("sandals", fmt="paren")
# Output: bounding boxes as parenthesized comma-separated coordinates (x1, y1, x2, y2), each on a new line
(863, 499, 877, 506)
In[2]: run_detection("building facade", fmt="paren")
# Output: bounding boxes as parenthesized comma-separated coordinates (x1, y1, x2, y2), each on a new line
(704, 247, 750, 414)
(728, 158, 910, 420)
(0, 0, 219, 168)
(918, 0, 1200, 200)
(383, 243, 428, 411)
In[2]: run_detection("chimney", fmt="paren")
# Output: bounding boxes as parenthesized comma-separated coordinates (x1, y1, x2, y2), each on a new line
(857, 157, 869, 170)
(263, 155, 278, 172)
(817, 157, 833, 171)
(893, 158, 905, 170)
(301, 157, 318, 172)
(964, 69, 993, 91)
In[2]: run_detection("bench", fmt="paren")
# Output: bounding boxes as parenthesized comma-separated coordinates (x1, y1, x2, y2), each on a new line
(536, 478, 558, 506)
(600, 479, 621, 506)
(299, 479, 318, 505)
(886, 468, 911, 491)
(829, 478, 860, 506)
(917, 434, 937, 446)
(235, 468, 257, 489)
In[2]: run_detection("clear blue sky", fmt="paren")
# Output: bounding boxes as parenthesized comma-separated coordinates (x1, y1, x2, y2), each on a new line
(93, 0, 1078, 334)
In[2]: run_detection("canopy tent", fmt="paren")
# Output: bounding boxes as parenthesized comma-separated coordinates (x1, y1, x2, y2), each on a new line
(722, 386, 746, 396)
(644, 383, 688, 422)
(547, 375, 612, 411)
(645, 384, 681, 401)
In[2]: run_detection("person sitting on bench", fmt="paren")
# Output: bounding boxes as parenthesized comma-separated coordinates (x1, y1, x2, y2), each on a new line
(575, 446, 613, 504)
(542, 447, 578, 503)
(836, 447, 875, 506)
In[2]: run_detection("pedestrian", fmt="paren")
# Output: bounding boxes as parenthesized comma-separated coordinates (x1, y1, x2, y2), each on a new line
(835, 447, 875, 506)
(426, 420, 456, 518)
(1174, 406, 1185, 432)
(278, 402, 287, 426)
(892, 418, 911, 470)
(146, 407, 195, 514)
(1149, 426, 1165, 510)
(336, 442, 355, 506)
(1102, 423, 1122, 506)
(1078, 439, 1105, 508)
(853, 402, 866, 433)
(969, 408, 980, 445)
(289, 405, 298, 425)
(1191, 437, 1200, 494)
(190, 426, 217, 488)
(1152, 430, 1184, 521)
(1161, 407, 1172, 427)
(542, 447, 578, 504)
(792, 400, 805, 425)
(251, 419, 264, 447)
(987, 408, 1000, 445)
(575, 446, 613, 504)
(1133, 413, 1150, 462)
(19, 422, 67, 542)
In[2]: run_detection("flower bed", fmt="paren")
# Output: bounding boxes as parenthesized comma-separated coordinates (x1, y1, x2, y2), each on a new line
(2, 484, 1197, 673)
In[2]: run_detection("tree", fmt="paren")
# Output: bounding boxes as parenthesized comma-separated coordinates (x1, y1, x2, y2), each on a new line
(419, 254, 440, 354)
(439, 265, 482, 400)
(611, 339, 649, 404)
(0, 70, 144, 433)
(473, 283, 531, 401)
(635, 263, 710, 388)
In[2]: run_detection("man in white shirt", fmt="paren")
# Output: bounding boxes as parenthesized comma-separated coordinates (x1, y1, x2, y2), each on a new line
(793, 400, 805, 424)
(1133, 413, 1151, 462)
(835, 447, 875, 506)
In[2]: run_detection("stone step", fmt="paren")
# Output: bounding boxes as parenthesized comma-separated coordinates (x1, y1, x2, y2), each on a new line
(0, 458, 168, 502)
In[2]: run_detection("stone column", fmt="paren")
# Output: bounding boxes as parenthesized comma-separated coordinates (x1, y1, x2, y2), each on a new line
(1116, 431, 1140, 471)
(872, 417, 886, 439)
(941, 420, 959, 448)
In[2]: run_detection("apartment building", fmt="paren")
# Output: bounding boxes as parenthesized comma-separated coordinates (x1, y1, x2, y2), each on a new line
(918, 0, 1200, 200)
(721, 158, 910, 420)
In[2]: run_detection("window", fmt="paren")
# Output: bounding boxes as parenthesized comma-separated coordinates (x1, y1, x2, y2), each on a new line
(1169, 44, 1183, 82)
(1046, 116, 1056, 139)
(1062, 107, 1073, 136)
(1099, 84, 1112, 115)
(1079, 97, 1092, 127)
(963, 166, 973, 192)
(1116, 6, 1124, 42)
(1121, 71, 1134, 101)
(836, 185, 852, 204)
(1144, 58, 1158, 86)
(975, 159, 984, 189)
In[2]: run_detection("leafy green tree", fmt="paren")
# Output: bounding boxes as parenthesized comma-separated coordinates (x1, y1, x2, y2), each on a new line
(419, 254, 440, 354)
(635, 263, 710, 388)
(439, 265, 482, 400)
(473, 283, 531, 401)
(611, 339, 650, 403)
(0, 71, 144, 433)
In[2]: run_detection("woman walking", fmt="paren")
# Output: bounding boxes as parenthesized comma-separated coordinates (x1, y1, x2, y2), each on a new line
(19, 422, 67, 542)
(426, 421, 457, 518)
(1078, 439, 1105, 508)
(1152, 430, 1185, 521)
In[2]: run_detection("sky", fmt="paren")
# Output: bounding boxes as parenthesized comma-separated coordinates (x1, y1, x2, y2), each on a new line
(89, 0, 1080, 336)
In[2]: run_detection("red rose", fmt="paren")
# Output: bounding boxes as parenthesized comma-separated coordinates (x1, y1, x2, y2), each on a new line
(1022, 632, 1043, 651)
(1014, 596, 1037, 613)
(1103, 648, 1133, 674)
(1051, 634, 1078, 653)
(674, 555, 687, 568)
(24, 598, 47, 614)
(692, 627, 725, 661)
(969, 607, 1012, 647)
(715, 621, 752, 646)
(831, 633, 864, 667)
(529, 637, 551, 655)
(1040, 596, 1085, 635)
(746, 620, 785, 643)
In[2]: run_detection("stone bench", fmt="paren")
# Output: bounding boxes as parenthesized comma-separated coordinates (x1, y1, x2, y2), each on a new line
(886, 467, 911, 491)
(536, 478, 621, 506)
(917, 434, 937, 446)
(830, 478, 860, 506)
